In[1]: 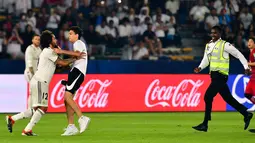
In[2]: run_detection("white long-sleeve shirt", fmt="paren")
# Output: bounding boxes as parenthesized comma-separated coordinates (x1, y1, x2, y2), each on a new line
(25, 44, 42, 72)
(199, 38, 249, 70)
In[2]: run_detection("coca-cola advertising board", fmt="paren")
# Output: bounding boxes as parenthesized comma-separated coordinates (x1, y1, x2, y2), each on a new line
(47, 74, 226, 112)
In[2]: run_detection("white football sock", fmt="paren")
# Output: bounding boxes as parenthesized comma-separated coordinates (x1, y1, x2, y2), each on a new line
(24, 108, 45, 131)
(12, 108, 34, 121)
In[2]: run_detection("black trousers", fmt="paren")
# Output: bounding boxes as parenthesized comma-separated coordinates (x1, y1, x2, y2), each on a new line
(203, 71, 248, 124)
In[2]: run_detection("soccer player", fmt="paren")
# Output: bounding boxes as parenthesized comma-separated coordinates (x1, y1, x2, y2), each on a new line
(245, 37, 255, 103)
(54, 26, 90, 136)
(6, 30, 82, 136)
(24, 34, 42, 108)
(7, 35, 41, 125)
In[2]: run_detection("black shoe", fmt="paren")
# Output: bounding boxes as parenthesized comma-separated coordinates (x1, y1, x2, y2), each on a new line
(6, 116, 14, 133)
(192, 123, 208, 132)
(249, 129, 255, 133)
(244, 112, 253, 130)
(61, 80, 67, 86)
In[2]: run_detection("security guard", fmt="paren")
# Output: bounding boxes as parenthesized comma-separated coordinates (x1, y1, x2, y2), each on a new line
(192, 26, 253, 132)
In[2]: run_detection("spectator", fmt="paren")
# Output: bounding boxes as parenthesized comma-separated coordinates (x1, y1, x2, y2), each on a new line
(106, 20, 118, 39)
(218, 8, 232, 29)
(189, 0, 210, 23)
(27, 9, 36, 29)
(106, 20, 118, 50)
(59, 8, 77, 28)
(15, 0, 32, 16)
(240, 7, 253, 30)
(141, 16, 153, 34)
(139, 7, 150, 23)
(229, 0, 240, 15)
(131, 17, 143, 39)
(118, 17, 132, 46)
(19, 13, 28, 33)
(222, 26, 235, 44)
(154, 16, 168, 47)
(70, 0, 78, 18)
(96, 20, 109, 37)
(85, 24, 106, 56)
(165, 0, 180, 15)
(189, 0, 210, 34)
(132, 40, 149, 60)
(116, 3, 128, 20)
(6, 23, 24, 59)
(21, 24, 35, 54)
(58, 23, 73, 58)
(216, 0, 230, 15)
(128, 8, 136, 24)
(205, 8, 219, 32)
(78, 0, 92, 19)
(152, 7, 170, 24)
(46, 8, 61, 36)
(65, 0, 79, 9)
(57, 1, 68, 15)
(107, 10, 119, 28)
(214, 0, 222, 10)
(3, 14, 13, 33)
(77, 12, 89, 31)
(33, 0, 43, 8)
(36, 7, 49, 31)
(143, 23, 162, 56)
(96, 20, 109, 45)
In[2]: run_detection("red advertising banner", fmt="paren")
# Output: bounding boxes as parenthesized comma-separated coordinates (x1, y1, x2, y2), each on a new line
(46, 74, 226, 112)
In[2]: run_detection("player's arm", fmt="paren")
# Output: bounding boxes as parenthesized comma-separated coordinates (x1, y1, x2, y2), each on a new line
(55, 64, 71, 73)
(55, 58, 76, 67)
(224, 43, 249, 69)
(194, 45, 209, 73)
(55, 48, 85, 57)
(248, 62, 255, 66)
(25, 46, 34, 75)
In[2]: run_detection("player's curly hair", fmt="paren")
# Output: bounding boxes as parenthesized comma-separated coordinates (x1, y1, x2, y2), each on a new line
(249, 37, 255, 43)
(69, 26, 82, 39)
(40, 30, 53, 48)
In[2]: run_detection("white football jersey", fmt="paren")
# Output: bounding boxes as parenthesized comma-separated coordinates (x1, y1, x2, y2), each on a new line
(25, 44, 42, 72)
(33, 48, 58, 84)
(72, 40, 87, 75)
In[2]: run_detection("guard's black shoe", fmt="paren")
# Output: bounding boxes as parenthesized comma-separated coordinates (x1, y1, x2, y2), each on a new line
(244, 112, 253, 130)
(192, 123, 208, 132)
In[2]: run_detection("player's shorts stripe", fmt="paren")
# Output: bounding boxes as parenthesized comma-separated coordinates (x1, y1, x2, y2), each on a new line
(38, 81, 42, 104)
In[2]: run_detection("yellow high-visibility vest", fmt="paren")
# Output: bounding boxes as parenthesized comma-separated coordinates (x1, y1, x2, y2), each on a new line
(208, 40, 229, 75)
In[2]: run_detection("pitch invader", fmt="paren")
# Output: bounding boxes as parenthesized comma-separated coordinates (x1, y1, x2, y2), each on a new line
(54, 26, 90, 136)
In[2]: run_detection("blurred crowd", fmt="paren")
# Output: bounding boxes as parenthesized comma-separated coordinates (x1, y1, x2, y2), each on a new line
(0, 0, 254, 60)
(189, 0, 255, 59)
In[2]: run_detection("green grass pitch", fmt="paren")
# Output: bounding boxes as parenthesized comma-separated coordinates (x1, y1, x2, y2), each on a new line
(0, 112, 255, 143)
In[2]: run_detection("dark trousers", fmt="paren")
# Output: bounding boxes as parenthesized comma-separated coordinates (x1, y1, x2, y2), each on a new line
(203, 71, 248, 125)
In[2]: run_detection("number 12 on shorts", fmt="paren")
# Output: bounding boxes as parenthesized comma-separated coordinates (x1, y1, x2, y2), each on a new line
(42, 93, 48, 100)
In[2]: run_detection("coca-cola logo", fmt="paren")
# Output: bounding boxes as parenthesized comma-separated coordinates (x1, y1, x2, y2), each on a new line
(50, 79, 112, 109)
(145, 79, 204, 108)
